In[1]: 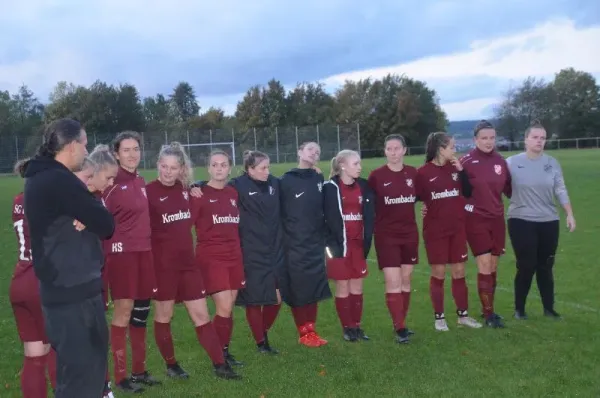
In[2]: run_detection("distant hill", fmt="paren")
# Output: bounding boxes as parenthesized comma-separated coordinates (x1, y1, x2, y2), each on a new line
(447, 119, 498, 137)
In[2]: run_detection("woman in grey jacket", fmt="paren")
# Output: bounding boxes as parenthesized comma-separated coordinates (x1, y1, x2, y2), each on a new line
(506, 120, 576, 320)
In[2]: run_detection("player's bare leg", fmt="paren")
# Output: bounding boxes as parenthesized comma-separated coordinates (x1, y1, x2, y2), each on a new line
(154, 300, 189, 379)
(186, 298, 241, 380)
(213, 290, 243, 366)
(430, 265, 449, 331)
(451, 263, 482, 329)
(476, 253, 504, 328)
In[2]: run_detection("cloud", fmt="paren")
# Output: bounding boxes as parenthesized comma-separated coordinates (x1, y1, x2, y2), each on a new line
(323, 19, 600, 120)
(1, 1, 599, 121)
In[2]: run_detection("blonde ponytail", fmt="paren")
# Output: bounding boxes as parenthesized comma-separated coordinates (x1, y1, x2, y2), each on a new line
(330, 149, 360, 179)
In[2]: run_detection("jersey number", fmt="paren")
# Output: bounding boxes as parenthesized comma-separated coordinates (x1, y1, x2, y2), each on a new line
(13, 219, 31, 261)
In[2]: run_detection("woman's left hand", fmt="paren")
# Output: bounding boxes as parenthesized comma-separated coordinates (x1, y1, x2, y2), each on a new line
(450, 156, 463, 171)
(190, 187, 203, 198)
(566, 215, 576, 232)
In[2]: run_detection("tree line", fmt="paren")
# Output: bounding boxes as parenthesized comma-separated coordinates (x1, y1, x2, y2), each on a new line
(0, 67, 598, 170)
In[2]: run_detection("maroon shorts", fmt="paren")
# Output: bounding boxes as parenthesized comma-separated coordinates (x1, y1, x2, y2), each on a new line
(424, 228, 468, 265)
(466, 214, 506, 257)
(327, 241, 368, 280)
(155, 268, 206, 302)
(374, 237, 419, 269)
(106, 251, 157, 300)
(201, 264, 246, 295)
(9, 268, 47, 343)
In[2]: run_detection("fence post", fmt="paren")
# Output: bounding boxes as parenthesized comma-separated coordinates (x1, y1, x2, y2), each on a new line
(231, 128, 236, 167)
(253, 127, 257, 150)
(337, 125, 341, 152)
(164, 131, 168, 145)
(15, 136, 19, 161)
(209, 130, 213, 148)
(275, 127, 280, 163)
(316, 124, 320, 144)
(142, 132, 147, 169)
(186, 130, 190, 147)
(295, 126, 299, 151)
(356, 123, 361, 153)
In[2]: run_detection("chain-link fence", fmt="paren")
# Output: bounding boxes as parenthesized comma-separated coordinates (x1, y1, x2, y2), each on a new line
(1, 125, 599, 173)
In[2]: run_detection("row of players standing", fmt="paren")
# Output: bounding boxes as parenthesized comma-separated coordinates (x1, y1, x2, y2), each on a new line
(9, 118, 574, 397)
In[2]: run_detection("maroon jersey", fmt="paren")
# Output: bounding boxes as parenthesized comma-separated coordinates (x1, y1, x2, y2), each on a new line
(367, 164, 418, 243)
(102, 167, 151, 254)
(460, 148, 511, 218)
(12, 193, 33, 278)
(146, 180, 195, 270)
(190, 185, 242, 265)
(416, 162, 466, 240)
(339, 182, 364, 241)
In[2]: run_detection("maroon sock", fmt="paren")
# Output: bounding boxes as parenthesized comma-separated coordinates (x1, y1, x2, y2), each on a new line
(245, 305, 265, 344)
(429, 277, 445, 314)
(22, 355, 47, 398)
(402, 291, 411, 320)
(213, 315, 233, 350)
(492, 271, 498, 293)
(334, 296, 353, 328)
(291, 306, 306, 328)
(478, 273, 494, 317)
(385, 292, 405, 331)
(452, 277, 469, 313)
(305, 302, 318, 324)
(262, 304, 281, 332)
(111, 325, 128, 384)
(195, 323, 225, 365)
(128, 325, 147, 375)
(350, 293, 364, 327)
(154, 321, 176, 365)
(46, 348, 57, 389)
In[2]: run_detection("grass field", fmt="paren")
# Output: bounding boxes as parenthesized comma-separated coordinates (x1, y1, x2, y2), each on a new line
(0, 150, 599, 397)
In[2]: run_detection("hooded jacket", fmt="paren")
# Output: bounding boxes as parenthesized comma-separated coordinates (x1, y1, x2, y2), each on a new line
(279, 168, 331, 307)
(323, 176, 375, 260)
(23, 156, 115, 306)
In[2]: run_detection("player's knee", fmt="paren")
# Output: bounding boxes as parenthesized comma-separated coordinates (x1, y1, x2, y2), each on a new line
(450, 264, 466, 279)
(130, 299, 151, 328)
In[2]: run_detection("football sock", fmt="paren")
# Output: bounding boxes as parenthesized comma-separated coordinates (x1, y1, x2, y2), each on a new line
(195, 323, 225, 365)
(478, 273, 495, 317)
(22, 355, 47, 398)
(129, 324, 147, 375)
(111, 325, 128, 383)
(334, 296, 352, 329)
(262, 304, 281, 332)
(245, 305, 265, 344)
(290, 306, 305, 328)
(46, 348, 57, 389)
(429, 277, 445, 314)
(402, 291, 411, 321)
(154, 321, 176, 366)
(452, 277, 469, 314)
(350, 293, 363, 327)
(385, 292, 405, 331)
(213, 315, 233, 350)
(305, 302, 318, 324)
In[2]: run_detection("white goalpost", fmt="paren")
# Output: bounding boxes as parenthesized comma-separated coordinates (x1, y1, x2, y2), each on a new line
(161, 141, 236, 167)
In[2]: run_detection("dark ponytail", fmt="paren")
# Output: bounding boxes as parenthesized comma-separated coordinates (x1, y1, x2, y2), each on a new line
(425, 132, 451, 163)
(36, 119, 84, 158)
(14, 158, 30, 178)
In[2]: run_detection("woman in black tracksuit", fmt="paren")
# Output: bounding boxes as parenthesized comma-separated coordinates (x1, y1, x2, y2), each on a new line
(323, 149, 375, 342)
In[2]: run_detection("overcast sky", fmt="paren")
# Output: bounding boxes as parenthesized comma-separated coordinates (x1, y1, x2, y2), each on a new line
(1, 0, 599, 121)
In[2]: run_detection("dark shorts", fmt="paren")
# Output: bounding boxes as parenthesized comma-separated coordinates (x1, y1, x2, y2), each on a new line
(106, 251, 157, 300)
(327, 241, 368, 280)
(10, 268, 47, 343)
(155, 268, 207, 302)
(374, 237, 419, 269)
(466, 214, 506, 257)
(424, 228, 468, 265)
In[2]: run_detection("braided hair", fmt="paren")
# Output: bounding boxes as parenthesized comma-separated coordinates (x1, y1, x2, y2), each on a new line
(36, 119, 84, 158)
